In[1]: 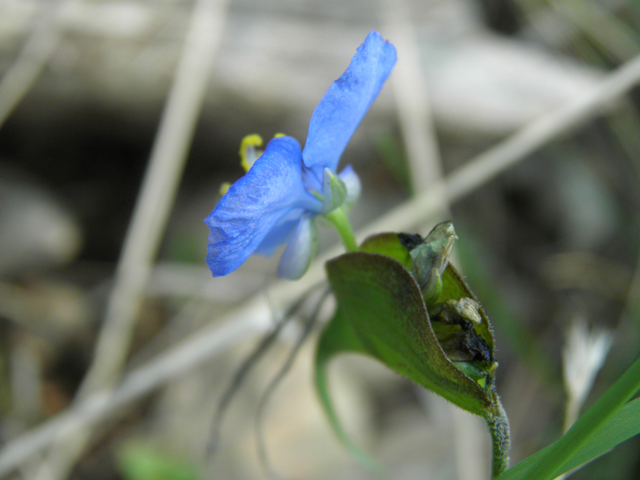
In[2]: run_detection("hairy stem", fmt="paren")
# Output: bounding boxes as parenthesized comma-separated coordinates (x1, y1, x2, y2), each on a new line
(485, 394, 511, 478)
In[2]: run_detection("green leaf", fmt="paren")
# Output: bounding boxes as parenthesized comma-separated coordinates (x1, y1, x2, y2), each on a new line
(118, 444, 201, 480)
(359, 232, 412, 268)
(495, 355, 640, 480)
(315, 228, 509, 475)
(315, 306, 378, 470)
(495, 398, 640, 479)
(361, 231, 495, 357)
(315, 243, 491, 461)
(325, 251, 490, 412)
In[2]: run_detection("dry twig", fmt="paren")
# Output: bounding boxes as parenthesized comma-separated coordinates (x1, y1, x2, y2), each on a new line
(27, 0, 230, 478)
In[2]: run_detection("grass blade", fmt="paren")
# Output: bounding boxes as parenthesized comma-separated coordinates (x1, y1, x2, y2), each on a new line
(496, 356, 640, 480)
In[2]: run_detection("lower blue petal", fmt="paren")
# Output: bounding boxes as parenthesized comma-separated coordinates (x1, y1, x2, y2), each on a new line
(205, 136, 319, 277)
(254, 215, 300, 256)
(277, 215, 318, 280)
(302, 31, 397, 172)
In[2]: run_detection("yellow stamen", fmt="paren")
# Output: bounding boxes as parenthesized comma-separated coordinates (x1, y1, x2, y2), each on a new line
(239, 134, 263, 172)
(219, 182, 231, 196)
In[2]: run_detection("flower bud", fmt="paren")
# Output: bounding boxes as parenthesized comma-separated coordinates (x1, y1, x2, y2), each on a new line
(321, 168, 348, 214)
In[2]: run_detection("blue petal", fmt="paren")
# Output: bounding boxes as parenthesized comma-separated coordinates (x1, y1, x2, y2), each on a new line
(205, 136, 321, 277)
(254, 214, 300, 256)
(277, 215, 318, 280)
(302, 31, 397, 172)
(338, 164, 361, 208)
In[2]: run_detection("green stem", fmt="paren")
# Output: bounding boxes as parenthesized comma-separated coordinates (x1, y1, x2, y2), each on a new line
(485, 393, 511, 478)
(325, 207, 358, 252)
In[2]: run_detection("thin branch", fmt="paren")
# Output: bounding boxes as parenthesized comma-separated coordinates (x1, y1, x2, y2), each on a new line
(80, 0, 228, 399)
(0, 0, 67, 129)
(28, 0, 230, 478)
(551, 0, 640, 63)
(359, 50, 640, 241)
(380, 0, 444, 196)
(0, 300, 272, 477)
(208, 290, 316, 457)
(3, 40, 640, 480)
(255, 289, 331, 480)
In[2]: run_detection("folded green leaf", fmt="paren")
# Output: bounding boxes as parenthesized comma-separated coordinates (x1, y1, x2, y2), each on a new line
(315, 225, 510, 476)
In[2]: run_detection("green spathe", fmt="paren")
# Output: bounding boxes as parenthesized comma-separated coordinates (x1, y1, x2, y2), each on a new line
(315, 228, 510, 477)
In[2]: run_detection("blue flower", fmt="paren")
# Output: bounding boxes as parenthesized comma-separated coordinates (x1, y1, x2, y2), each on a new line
(205, 31, 397, 279)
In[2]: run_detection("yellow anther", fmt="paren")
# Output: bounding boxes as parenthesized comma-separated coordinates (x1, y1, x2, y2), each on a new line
(239, 134, 263, 172)
(219, 182, 231, 196)
(274, 132, 286, 138)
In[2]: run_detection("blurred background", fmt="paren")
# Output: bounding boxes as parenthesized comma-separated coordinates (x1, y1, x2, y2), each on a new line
(1, 0, 640, 479)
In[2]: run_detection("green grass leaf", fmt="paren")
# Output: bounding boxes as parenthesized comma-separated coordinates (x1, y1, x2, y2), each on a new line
(118, 444, 201, 480)
(495, 355, 640, 480)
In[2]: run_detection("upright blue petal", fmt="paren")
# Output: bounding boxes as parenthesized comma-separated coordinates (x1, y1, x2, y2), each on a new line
(205, 136, 321, 277)
(302, 31, 397, 172)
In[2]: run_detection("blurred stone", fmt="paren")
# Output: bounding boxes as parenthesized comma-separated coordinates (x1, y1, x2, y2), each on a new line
(0, 166, 82, 274)
(0, 279, 90, 341)
(0, 0, 604, 137)
(555, 156, 619, 250)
